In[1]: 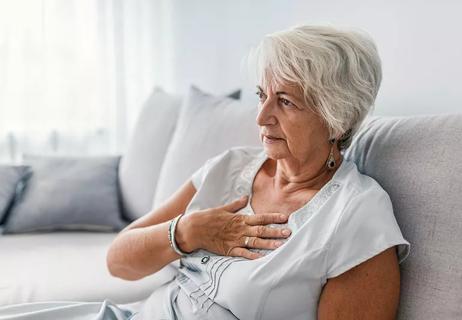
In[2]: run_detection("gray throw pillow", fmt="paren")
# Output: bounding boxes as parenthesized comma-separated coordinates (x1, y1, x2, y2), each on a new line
(0, 166, 29, 224)
(227, 89, 241, 100)
(3, 155, 127, 234)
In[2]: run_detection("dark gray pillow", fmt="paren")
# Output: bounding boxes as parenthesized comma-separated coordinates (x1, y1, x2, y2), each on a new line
(3, 155, 127, 234)
(0, 166, 29, 224)
(227, 89, 241, 100)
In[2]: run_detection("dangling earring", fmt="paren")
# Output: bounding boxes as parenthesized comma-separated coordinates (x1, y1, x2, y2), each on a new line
(326, 138, 336, 170)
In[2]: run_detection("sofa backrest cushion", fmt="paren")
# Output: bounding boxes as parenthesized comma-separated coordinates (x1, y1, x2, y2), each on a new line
(344, 114, 462, 319)
(119, 87, 242, 222)
(152, 86, 261, 209)
(119, 88, 182, 222)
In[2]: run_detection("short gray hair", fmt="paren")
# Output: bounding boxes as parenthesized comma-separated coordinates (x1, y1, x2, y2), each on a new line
(247, 25, 382, 150)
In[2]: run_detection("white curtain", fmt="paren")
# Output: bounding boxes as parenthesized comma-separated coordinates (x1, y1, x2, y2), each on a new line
(0, 0, 171, 163)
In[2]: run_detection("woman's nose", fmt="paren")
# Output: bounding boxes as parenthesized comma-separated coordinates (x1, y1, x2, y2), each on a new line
(256, 99, 277, 126)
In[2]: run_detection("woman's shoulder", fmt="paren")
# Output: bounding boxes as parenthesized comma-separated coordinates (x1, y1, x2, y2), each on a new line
(325, 159, 410, 278)
(335, 158, 390, 200)
(191, 146, 264, 190)
(206, 146, 264, 169)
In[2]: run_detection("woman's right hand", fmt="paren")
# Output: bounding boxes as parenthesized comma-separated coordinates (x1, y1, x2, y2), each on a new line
(177, 196, 292, 260)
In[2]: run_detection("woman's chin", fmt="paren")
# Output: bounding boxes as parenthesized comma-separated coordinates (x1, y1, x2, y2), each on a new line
(262, 144, 286, 159)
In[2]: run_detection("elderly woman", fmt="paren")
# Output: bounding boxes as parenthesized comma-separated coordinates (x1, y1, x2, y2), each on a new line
(0, 25, 410, 320)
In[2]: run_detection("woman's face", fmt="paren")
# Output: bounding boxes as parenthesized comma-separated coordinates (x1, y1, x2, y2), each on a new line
(256, 82, 331, 163)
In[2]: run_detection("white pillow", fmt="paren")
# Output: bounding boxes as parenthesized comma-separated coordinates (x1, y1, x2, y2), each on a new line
(152, 86, 261, 209)
(119, 88, 182, 221)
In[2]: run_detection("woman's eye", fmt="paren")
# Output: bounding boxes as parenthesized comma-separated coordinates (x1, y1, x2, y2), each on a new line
(256, 91, 266, 102)
(279, 98, 293, 107)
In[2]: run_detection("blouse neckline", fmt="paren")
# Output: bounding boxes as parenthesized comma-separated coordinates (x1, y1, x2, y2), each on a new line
(241, 150, 347, 228)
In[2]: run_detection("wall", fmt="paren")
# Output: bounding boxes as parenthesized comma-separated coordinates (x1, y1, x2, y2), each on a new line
(162, 0, 462, 116)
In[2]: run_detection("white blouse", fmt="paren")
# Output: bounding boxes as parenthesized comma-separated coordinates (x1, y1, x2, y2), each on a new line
(172, 146, 410, 320)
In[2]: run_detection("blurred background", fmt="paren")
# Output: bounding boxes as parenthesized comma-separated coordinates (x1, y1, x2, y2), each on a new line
(1, 0, 461, 163)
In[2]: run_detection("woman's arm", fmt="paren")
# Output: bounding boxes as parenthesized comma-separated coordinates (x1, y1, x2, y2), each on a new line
(106, 179, 291, 281)
(106, 179, 197, 281)
(317, 246, 401, 320)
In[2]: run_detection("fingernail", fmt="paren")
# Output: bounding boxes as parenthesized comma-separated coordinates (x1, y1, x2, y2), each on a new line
(282, 229, 291, 236)
(275, 241, 283, 246)
(280, 214, 286, 220)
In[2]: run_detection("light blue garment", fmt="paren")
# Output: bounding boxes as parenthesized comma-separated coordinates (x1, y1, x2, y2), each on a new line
(0, 146, 410, 320)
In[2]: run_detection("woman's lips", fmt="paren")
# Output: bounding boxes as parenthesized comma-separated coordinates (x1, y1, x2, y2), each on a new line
(263, 135, 283, 144)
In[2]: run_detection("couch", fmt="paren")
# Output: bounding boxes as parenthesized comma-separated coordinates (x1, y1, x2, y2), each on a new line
(0, 86, 257, 307)
(0, 86, 461, 319)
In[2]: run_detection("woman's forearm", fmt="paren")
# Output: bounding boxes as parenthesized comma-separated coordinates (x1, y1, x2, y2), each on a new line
(106, 216, 196, 281)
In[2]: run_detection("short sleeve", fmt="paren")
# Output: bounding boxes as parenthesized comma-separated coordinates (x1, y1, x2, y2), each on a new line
(190, 150, 230, 190)
(325, 186, 411, 279)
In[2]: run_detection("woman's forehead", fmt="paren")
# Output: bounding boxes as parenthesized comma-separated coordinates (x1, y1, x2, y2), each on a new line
(257, 81, 303, 96)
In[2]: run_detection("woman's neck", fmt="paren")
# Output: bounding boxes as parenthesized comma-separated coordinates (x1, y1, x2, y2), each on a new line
(267, 151, 343, 195)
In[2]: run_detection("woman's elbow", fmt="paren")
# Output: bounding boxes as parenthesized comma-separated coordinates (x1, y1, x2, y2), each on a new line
(106, 247, 124, 278)
(106, 240, 142, 281)
(106, 251, 144, 281)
